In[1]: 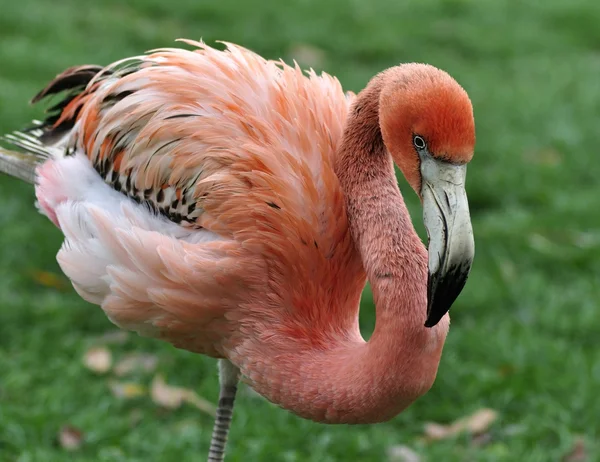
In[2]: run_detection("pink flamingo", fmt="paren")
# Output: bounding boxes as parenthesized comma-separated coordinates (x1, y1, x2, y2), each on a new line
(0, 40, 475, 461)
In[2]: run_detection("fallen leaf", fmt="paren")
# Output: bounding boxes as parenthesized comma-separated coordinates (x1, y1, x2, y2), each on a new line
(30, 270, 69, 291)
(562, 437, 587, 462)
(422, 422, 449, 440)
(423, 408, 498, 441)
(150, 375, 216, 416)
(114, 353, 158, 376)
(83, 346, 112, 374)
(150, 375, 185, 409)
(109, 380, 146, 399)
(288, 43, 326, 68)
(58, 425, 83, 451)
(387, 444, 421, 462)
(464, 408, 498, 434)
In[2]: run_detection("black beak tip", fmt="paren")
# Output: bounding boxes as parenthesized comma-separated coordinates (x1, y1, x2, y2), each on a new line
(424, 301, 449, 328)
(424, 263, 472, 328)
(423, 319, 437, 328)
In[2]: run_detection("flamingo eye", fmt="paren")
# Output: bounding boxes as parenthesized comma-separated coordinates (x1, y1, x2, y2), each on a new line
(413, 135, 427, 151)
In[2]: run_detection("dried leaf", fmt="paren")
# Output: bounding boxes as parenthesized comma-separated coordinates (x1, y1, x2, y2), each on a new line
(109, 380, 146, 399)
(387, 444, 421, 462)
(562, 437, 587, 462)
(114, 353, 158, 376)
(150, 375, 216, 416)
(423, 408, 498, 441)
(58, 425, 83, 451)
(31, 270, 69, 291)
(151, 375, 185, 409)
(423, 422, 450, 440)
(83, 346, 112, 374)
(463, 408, 498, 434)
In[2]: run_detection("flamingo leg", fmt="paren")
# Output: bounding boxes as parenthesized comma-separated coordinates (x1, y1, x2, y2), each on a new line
(208, 359, 240, 462)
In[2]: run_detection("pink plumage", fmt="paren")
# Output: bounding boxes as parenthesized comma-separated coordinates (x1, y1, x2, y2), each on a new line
(0, 39, 476, 461)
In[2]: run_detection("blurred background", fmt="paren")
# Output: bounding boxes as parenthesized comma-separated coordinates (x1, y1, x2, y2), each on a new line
(1, 0, 599, 460)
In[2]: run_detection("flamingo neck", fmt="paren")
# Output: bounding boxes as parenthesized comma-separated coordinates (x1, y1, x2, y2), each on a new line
(330, 72, 449, 421)
(336, 72, 428, 329)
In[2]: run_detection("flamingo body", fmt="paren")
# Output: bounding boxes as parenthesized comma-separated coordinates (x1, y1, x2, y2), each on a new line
(0, 38, 476, 458)
(33, 40, 376, 421)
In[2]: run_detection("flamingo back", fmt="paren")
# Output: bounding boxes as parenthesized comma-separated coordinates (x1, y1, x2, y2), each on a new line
(24, 41, 365, 357)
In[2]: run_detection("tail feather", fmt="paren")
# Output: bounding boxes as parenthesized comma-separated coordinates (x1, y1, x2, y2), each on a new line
(1, 64, 106, 184)
(30, 65, 104, 104)
(0, 145, 43, 184)
(31, 65, 106, 145)
(3, 123, 49, 156)
(0, 127, 52, 183)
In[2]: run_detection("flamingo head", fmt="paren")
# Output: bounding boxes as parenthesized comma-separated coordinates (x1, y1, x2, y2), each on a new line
(379, 64, 476, 328)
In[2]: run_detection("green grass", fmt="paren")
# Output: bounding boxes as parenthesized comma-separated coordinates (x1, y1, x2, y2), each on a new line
(1, 0, 599, 460)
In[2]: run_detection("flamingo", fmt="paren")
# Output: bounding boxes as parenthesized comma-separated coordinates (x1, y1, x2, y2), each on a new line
(0, 40, 475, 461)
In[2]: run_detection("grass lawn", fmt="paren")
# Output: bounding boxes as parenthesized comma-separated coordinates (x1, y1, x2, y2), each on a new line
(1, 0, 600, 460)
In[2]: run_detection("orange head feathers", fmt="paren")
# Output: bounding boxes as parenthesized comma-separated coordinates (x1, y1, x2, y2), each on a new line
(379, 63, 475, 196)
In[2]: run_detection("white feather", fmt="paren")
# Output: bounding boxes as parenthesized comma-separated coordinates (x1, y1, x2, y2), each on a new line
(43, 153, 222, 304)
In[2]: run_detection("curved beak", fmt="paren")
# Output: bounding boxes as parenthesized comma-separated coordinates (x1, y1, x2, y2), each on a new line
(420, 155, 474, 328)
